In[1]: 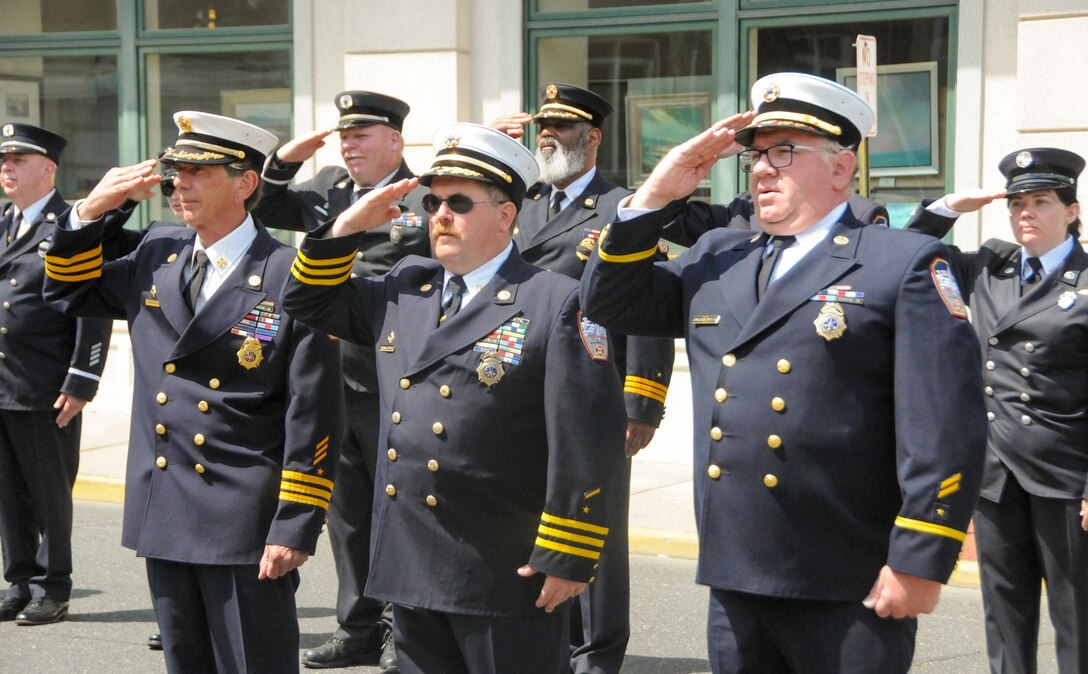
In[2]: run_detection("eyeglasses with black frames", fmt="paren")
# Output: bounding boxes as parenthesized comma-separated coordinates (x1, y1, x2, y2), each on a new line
(737, 143, 830, 173)
(421, 193, 507, 215)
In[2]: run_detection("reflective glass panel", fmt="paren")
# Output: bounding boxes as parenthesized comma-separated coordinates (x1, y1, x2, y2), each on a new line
(0, 54, 119, 200)
(0, 0, 116, 35)
(537, 30, 713, 191)
(144, 0, 289, 30)
(538, 0, 692, 10)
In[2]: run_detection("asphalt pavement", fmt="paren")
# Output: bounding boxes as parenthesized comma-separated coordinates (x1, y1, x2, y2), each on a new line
(0, 500, 1059, 673)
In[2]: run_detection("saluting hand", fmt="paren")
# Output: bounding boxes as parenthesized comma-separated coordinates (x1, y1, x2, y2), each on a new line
(330, 177, 419, 237)
(1080, 499, 1088, 532)
(52, 393, 87, 428)
(258, 544, 310, 579)
(76, 159, 162, 221)
(628, 111, 755, 211)
(275, 128, 336, 164)
(943, 188, 1007, 214)
(862, 565, 942, 619)
(517, 565, 586, 613)
(490, 113, 534, 140)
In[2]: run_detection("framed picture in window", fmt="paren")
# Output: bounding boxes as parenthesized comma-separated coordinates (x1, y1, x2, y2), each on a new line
(0, 77, 40, 126)
(626, 92, 711, 188)
(836, 61, 940, 177)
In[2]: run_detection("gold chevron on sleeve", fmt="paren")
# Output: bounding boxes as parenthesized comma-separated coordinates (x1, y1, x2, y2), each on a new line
(937, 473, 962, 498)
(44, 244, 104, 282)
(624, 375, 668, 403)
(894, 516, 966, 542)
(314, 436, 329, 466)
(290, 249, 357, 286)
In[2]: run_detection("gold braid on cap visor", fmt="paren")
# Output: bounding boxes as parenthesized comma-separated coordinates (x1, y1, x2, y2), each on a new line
(752, 111, 842, 138)
(435, 154, 513, 184)
(537, 103, 594, 121)
(175, 139, 246, 159)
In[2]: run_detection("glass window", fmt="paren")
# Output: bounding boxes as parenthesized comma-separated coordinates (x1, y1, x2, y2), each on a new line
(144, 49, 291, 227)
(0, 55, 119, 200)
(536, 30, 713, 192)
(0, 0, 116, 35)
(144, 0, 289, 30)
(538, 0, 694, 10)
(749, 16, 951, 222)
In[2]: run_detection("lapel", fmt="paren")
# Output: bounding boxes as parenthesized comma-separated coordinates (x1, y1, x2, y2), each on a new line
(391, 266, 444, 370)
(521, 173, 610, 252)
(0, 192, 66, 264)
(730, 220, 861, 351)
(986, 250, 1026, 326)
(329, 175, 353, 216)
(150, 235, 197, 337)
(718, 232, 765, 330)
(168, 227, 275, 360)
(993, 243, 1088, 334)
(404, 251, 530, 377)
(514, 183, 551, 248)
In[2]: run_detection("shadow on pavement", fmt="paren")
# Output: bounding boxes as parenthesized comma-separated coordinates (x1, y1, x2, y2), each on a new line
(622, 654, 710, 673)
(67, 608, 157, 623)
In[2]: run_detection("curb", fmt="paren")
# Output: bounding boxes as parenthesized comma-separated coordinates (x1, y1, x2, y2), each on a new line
(629, 527, 699, 560)
(73, 474, 125, 505)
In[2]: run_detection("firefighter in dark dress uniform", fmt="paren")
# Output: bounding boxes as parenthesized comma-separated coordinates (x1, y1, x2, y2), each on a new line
(0, 123, 115, 627)
(581, 73, 987, 673)
(493, 83, 674, 674)
(256, 90, 427, 673)
(42, 111, 343, 674)
(904, 148, 1088, 674)
(283, 123, 628, 674)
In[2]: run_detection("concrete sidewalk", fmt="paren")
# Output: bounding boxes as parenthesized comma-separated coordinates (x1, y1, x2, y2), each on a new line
(73, 332, 977, 585)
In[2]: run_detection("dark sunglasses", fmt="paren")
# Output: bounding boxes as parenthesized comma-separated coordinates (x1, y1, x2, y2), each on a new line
(160, 178, 177, 198)
(421, 193, 507, 215)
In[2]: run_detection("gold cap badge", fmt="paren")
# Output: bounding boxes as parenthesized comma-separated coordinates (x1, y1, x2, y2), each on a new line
(545, 84, 559, 100)
(177, 116, 192, 133)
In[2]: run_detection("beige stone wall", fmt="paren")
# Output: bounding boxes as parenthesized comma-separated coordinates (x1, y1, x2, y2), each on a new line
(955, 0, 1088, 248)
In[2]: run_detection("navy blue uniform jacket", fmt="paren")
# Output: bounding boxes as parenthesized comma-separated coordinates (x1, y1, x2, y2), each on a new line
(906, 204, 1088, 501)
(285, 230, 627, 616)
(0, 193, 112, 408)
(581, 201, 987, 599)
(516, 174, 674, 426)
(42, 218, 343, 564)
(257, 159, 429, 395)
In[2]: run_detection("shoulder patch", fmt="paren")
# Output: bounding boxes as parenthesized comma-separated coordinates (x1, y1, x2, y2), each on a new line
(930, 258, 968, 318)
(577, 310, 609, 361)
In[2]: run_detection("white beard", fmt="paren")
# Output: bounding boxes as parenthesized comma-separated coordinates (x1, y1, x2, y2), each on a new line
(536, 132, 590, 185)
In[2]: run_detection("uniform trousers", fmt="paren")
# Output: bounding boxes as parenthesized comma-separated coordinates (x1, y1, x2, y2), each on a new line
(329, 386, 392, 646)
(975, 470, 1088, 674)
(146, 557, 301, 674)
(392, 603, 569, 674)
(706, 587, 915, 674)
(0, 409, 80, 601)
(569, 459, 631, 674)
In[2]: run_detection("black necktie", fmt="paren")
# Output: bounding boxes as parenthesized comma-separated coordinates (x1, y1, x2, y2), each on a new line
(6, 211, 22, 244)
(184, 249, 210, 312)
(756, 235, 795, 301)
(439, 275, 466, 325)
(548, 190, 566, 220)
(351, 186, 373, 204)
(1024, 256, 1044, 287)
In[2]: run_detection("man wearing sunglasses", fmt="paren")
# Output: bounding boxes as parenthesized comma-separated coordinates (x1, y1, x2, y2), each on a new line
(284, 123, 628, 673)
(493, 83, 674, 674)
(256, 91, 429, 672)
(581, 73, 986, 672)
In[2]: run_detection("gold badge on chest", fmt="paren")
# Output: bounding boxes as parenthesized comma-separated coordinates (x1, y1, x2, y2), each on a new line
(476, 351, 505, 387)
(814, 302, 847, 341)
(237, 336, 264, 369)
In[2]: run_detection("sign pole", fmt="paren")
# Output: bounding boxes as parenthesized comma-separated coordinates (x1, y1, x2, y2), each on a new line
(853, 34, 878, 199)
